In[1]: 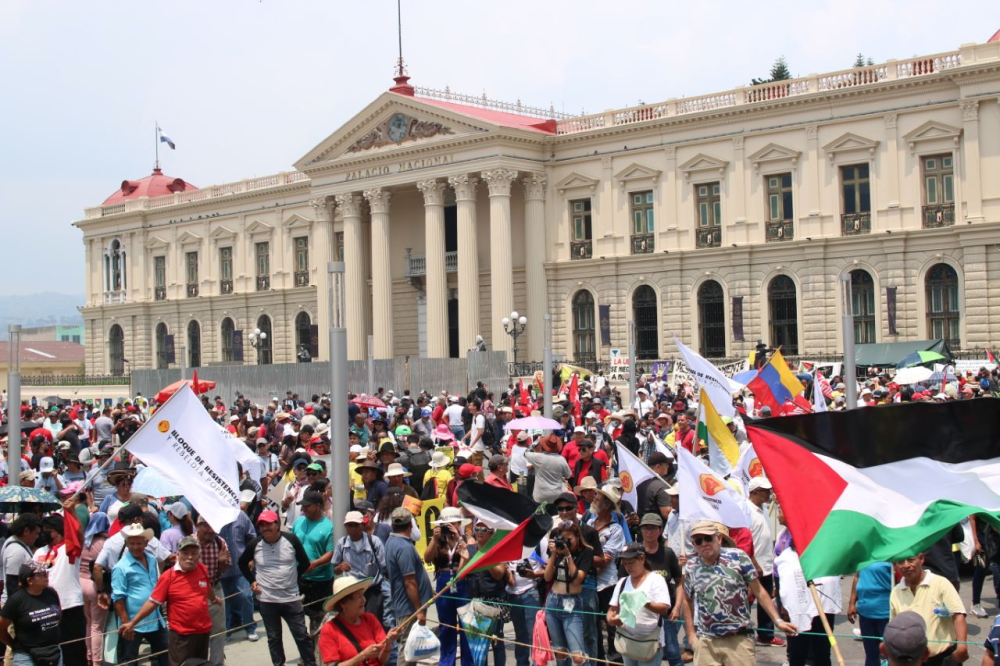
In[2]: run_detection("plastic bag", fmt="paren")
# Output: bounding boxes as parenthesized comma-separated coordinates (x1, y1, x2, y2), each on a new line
(532, 610, 554, 666)
(403, 623, 441, 664)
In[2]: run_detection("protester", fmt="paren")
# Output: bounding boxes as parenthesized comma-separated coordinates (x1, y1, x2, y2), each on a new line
(745, 476, 781, 647)
(587, 486, 626, 662)
(219, 506, 259, 643)
(607, 542, 671, 666)
(292, 489, 336, 639)
(544, 520, 594, 666)
(889, 552, 967, 665)
(848, 560, 894, 666)
(80, 512, 110, 666)
(0, 560, 62, 666)
(525, 435, 571, 504)
(318, 576, 400, 666)
(100, 462, 137, 520)
(385, 507, 433, 666)
(112, 523, 170, 666)
(33, 513, 86, 666)
(1, 515, 42, 606)
(880, 611, 930, 665)
(624, 513, 684, 666)
(333, 511, 392, 629)
(465, 521, 508, 666)
(505, 551, 543, 666)
(161, 502, 196, 553)
(194, 516, 230, 665)
(423, 507, 472, 666)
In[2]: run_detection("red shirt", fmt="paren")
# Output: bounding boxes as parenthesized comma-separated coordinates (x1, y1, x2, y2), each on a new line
(319, 612, 386, 665)
(676, 429, 695, 454)
(432, 405, 445, 426)
(561, 440, 581, 471)
(485, 472, 512, 491)
(150, 563, 212, 635)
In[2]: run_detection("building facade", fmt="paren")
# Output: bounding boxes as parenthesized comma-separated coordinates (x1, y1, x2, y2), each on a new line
(76, 38, 1000, 374)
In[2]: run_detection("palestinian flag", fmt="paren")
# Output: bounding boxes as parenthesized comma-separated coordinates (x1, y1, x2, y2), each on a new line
(747, 398, 1000, 580)
(455, 483, 553, 580)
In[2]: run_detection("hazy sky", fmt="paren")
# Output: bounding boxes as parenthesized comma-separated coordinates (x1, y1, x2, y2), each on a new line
(1, 1, 995, 294)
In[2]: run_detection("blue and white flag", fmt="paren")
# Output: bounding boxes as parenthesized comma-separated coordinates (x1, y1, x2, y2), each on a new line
(157, 125, 175, 150)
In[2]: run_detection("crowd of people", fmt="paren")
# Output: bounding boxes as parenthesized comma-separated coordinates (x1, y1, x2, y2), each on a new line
(0, 358, 996, 666)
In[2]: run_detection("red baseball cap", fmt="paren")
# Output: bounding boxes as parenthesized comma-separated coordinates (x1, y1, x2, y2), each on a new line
(458, 463, 482, 480)
(256, 510, 280, 524)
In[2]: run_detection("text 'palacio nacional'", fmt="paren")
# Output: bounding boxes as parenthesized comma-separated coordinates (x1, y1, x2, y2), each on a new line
(76, 36, 1000, 374)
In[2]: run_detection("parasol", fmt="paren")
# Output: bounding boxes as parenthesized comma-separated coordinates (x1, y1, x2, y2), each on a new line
(132, 466, 183, 498)
(350, 394, 386, 409)
(0, 486, 62, 513)
(897, 351, 948, 369)
(893, 366, 934, 385)
(503, 415, 563, 431)
(154, 374, 216, 404)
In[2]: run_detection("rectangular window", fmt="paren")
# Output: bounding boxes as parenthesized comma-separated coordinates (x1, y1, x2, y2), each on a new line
(154, 256, 166, 288)
(697, 183, 721, 227)
(631, 191, 654, 233)
(841, 164, 871, 214)
(295, 237, 309, 272)
(186, 252, 198, 285)
(571, 199, 592, 240)
(922, 154, 954, 204)
(255, 242, 270, 276)
(335, 233, 345, 262)
(219, 247, 233, 281)
(766, 173, 793, 221)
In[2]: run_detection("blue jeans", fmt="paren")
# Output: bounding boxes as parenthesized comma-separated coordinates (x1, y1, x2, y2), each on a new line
(580, 587, 599, 659)
(221, 575, 258, 635)
(435, 571, 472, 666)
(545, 592, 589, 666)
(508, 588, 539, 666)
(450, 426, 466, 440)
(118, 627, 170, 666)
(623, 653, 662, 666)
(662, 620, 683, 666)
(858, 615, 889, 666)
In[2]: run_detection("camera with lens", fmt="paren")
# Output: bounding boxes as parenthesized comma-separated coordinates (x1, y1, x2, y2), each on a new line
(553, 537, 568, 551)
(515, 560, 532, 576)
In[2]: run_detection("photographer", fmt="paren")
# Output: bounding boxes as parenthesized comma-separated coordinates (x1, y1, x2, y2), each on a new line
(423, 508, 472, 666)
(506, 555, 543, 666)
(543, 521, 594, 666)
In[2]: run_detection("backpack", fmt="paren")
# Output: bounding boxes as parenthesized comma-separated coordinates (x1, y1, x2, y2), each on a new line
(481, 417, 496, 450)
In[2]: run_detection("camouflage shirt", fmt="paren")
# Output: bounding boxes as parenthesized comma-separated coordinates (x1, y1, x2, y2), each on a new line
(683, 547, 757, 637)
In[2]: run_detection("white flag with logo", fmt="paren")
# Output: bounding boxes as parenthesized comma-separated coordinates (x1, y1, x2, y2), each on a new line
(734, 444, 767, 497)
(673, 337, 736, 418)
(675, 445, 751, 528)
(125, 385, 240, 531)
(615, 442, 656, 511)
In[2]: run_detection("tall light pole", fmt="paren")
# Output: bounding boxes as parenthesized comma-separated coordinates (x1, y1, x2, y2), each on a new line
(327, 262, 349, 542)
(248, 328, 268, 364)
(502, 311, 528, 373)
(840, 274, 858, 409)
(542, 314, 553, 418)
(6, 325, 21, 480)
(627, 320, 637, 408)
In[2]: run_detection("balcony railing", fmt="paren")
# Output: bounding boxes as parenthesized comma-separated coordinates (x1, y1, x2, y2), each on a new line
(570, 240, 593, 260)
(631, 233, 655, 254)
(256, 275, 270, 291)
(923, 203, 955, 229)
(766, 220, 794, 242)
(186, 284, 199, 298)
(696, 227, 722, 249)
(154, 286, 166, 301)
(842, 212, 871, 236)
(220, 279, 233, 294)
(103, 291, 126, 305)
(21, 374, 131, 387)
(294, 271, 309, 287)
(404, 251, 459, 277)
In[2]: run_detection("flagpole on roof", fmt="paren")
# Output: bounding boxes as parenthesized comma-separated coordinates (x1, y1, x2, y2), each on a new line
(154, 121, 160, 170)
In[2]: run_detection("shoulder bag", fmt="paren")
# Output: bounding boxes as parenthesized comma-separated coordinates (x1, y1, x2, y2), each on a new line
(612, 577, 663, 662)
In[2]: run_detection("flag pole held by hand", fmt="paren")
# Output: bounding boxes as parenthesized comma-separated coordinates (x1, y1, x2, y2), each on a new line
(808, 581, 845, 666)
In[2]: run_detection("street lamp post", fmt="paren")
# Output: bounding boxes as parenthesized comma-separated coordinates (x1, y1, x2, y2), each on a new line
(248, 328, 268, 364)
(502, 311, 528, 370)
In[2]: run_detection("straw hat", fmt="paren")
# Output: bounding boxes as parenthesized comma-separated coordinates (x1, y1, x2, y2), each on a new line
(596, 485, 621, 510)
(429, 451, 450, 469)
(322, 576, 374, 613)
(384, 463, 412, 478)
(573, 476, 599, 495)
(432, 506, 471, 528)
(107, 462, 137, 484)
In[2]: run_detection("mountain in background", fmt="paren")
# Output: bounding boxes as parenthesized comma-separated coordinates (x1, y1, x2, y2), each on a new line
(0, 293, 85, 340)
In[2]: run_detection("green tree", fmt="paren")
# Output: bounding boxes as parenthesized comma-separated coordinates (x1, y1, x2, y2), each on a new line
(854, 53, 875, 67)
(752, 56, 792, 86)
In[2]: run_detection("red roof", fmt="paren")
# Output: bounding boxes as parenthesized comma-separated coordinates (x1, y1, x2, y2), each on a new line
(102, 168, 197, 205)
(0, 342, 85, 365)
(411, 96, 557, 134)
(989, 28, 1000, 43)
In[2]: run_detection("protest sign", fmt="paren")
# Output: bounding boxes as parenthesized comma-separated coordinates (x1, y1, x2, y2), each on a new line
(125, 384, 240, 531)
(416, 497, 445, 573)
(609, 348, 630, 381)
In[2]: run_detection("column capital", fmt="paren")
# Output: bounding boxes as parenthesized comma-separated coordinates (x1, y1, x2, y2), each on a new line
(448, 174, 479, 201)
(416, 180, 448, 206)
(481, 168, 518, 197)
(363, 188, 391, 215)
(335, 193, 363, 218)
(522, 173, 547, 201)
(309, 196, 333, 222)
(960, 99, 979, 122)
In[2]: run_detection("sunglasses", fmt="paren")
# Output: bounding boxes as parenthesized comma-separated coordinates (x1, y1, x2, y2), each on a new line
(556, 505, 576, 513)
(473, 526, 492, 533)
(692, 535, 716, 546)
(306, 471, 319, 476)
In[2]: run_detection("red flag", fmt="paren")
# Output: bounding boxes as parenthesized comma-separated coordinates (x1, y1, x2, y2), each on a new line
(518, 379, 531, 408)
(568, 374, 582, 420)
(63, 508, 83, 565)
(988, 349, 997, 365)
(557, 381, 567, 397)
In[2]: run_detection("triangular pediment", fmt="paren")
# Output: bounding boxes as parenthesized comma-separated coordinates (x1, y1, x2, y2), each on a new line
(554, 171, 600, 195)
(295, 93, 521, 169)
(747, 143, 801, 170)
(245, 220, 274, 237)
(823, 132, 879, 157)
(145, 235, 169, 250)
(210, 226, 237, 242)
(283, 213, 312, 231)
(614, 163, 662, 187)
(678, 153, 729, 180)
(902, 121, 961, 153)
(176, 231, 203, 247)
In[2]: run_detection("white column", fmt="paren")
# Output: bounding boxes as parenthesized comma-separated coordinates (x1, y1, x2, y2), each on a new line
(336, 193, 367, 360)
(310, 196, 334, 360)
(523, 173, 547, 360)
(482, 168, 517, 357)
(449, 174, 480, 352)
(960, 100, 984, 223)
(84, 239, 95, 306)
(364, 187, 393, 359)
(417, 180, 449, 358)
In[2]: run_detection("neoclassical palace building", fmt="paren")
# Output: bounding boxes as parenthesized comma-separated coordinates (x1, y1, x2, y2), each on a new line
(77, 36, 1000, 374)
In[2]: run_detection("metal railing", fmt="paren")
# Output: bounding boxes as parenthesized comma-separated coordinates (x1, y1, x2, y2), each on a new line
(294, 271, 309, 287)
(631, 233, 655, 254)
(21, 374, 130, 387)
(842, 212, 871, 236)
(103, 291, 126, 305)
(413, 86, 576, 120)
(220, 279, 233, 295)
(766, 220, 794, 242)
(186, 284, 199, 298)
(923, 203, 955, 229)
(570, 240, 593, 260)
(696, 227, 722, 249)
(256, 275, 270, 291)
(154, 286, 166, 301)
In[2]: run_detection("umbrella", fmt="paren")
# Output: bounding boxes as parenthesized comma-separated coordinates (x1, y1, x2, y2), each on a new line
(0, 486, 62, 513)
(897, 351, 948, 368)
(893, 366, 934, 385)
(132, 466, 183, 498)
(0, 420, 41, 438)
(504, 415, 563, 431)
(154, 376, 217, 404)
(350, 394, 386, 409)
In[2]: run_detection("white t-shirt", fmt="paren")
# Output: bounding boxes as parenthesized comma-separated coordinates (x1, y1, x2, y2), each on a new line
(610, 572, 670, 634)
(469, 414, 486, 452)
(444, 404, 465, 428)
(510, 443, 529, 476)
(749, 503, 775, 576)
(34, 543, 83, 609)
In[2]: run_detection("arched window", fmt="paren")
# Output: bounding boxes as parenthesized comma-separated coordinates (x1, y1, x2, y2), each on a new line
(926, 263, 960, 347)
(296, 312, 313, 361)
(188, 320, 201, 368)
(104, 238, 126, 294)
(632, 285, 658, 360)
(256, 315, 273, 365)
(571, 291, 596, 363)
(155, 323, 169, 369)
(220, 317, 235, 363)
(698, 280, 726, 358)
(850, 270, 876, 344)
(108, 325, 125, 375)
(768, 275, 799, 355)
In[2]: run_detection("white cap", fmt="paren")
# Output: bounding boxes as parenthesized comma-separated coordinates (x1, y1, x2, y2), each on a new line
(349, 444, 364, 455)
(584, 411, 597, 420)
(39, 457, 54, 473)
(344, 511, 365, 525)
(168, 502, 190, 519)
(747, 477, 773, 493)
(572, 426, 587, 434)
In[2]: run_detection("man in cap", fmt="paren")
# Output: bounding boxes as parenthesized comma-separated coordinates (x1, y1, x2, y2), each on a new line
(34, 456, 62, 495)
(484, 455, 513, 491)
(239, 510, 316, 666)
(112, 523, 170, 665)
(633, 386, 655, 419)
(281, 457, 312, 526)
(120, 535, 220, 665)
(881, 611, 929, 665)
(334, 510, 390, 621)
(746, 476, 782, 647)
(292, 490, 335, 638)
(889, 551, 967, 665)
(682, 520, 796, 665)
(256, 438, 279, 492)
(385, 507, 433, 666)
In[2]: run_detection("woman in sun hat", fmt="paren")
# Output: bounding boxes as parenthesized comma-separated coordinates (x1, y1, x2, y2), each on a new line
(424, 507, 473, 666)
(318, 575, 400, 666)
(99, 462, 137, 521)
(421, 450, 454, 502)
